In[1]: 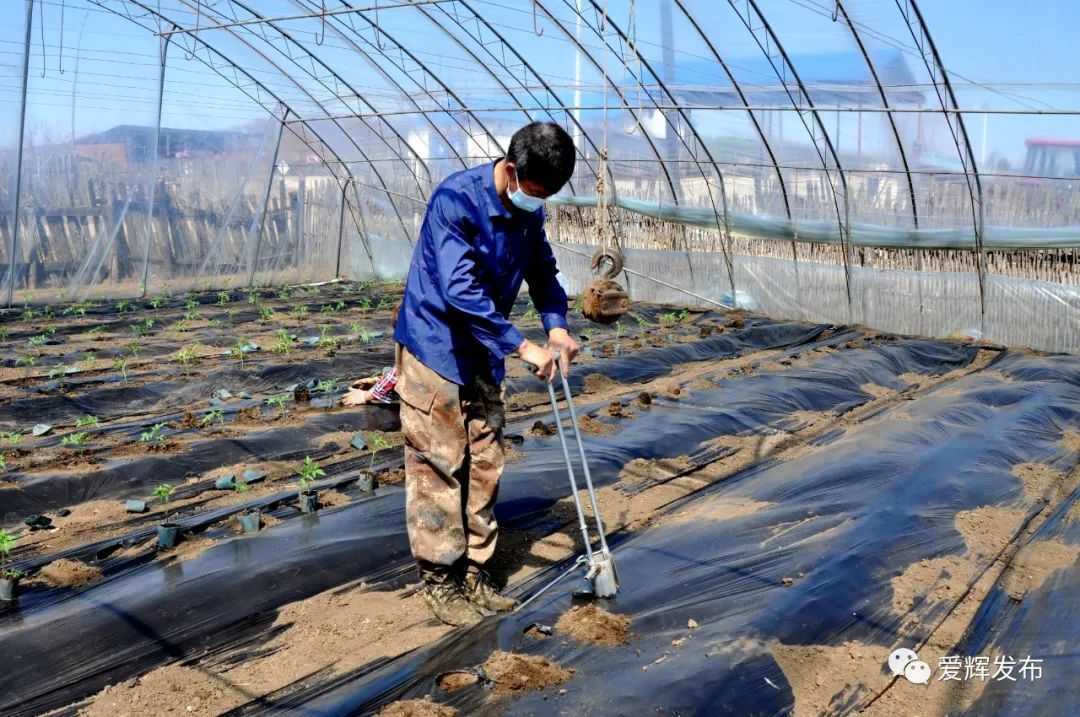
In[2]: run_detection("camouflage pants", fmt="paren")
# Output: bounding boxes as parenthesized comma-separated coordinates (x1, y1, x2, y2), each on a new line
(396, 346, 505, 575)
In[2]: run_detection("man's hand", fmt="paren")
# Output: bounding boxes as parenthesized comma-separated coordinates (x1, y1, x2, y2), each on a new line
(546, 327, 579, 375)
(518, 339, 555, 383)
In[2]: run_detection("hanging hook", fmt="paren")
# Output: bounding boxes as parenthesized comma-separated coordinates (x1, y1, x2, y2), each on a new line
(532, 0, 544, 36)
(831, 1, 840, 21)
(184, 0, 201, 61)
(373, 0, 387, 50)
(315, 0, 326, 46)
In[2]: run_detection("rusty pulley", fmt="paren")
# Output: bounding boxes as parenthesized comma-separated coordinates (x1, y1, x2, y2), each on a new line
(581, 246, 630, 325)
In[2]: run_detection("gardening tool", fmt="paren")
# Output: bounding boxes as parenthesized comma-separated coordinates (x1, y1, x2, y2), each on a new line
(525, 354, 619, 599)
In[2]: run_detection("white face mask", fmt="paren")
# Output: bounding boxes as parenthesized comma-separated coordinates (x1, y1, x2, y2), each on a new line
(508, 171, 545, 212)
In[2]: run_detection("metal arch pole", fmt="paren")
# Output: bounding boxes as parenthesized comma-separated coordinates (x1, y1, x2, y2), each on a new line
(835, 0, 918, 230)
(6, 0, 34, 307)
(894, 0, 986, 321)
(248, 109, 288, 287)
(287, 0, 470, 176)
(350, 181, 376, 268)
(335, 179, 349, 279)
(430, 0, 606, 187)
(530, 1, 680, 206)
(140, 33, 170, 298)
(673, 0, 792, 223)
(412, 2, 592, 196)
(574, 0, 738, 303)
(227, 0, 433, 197)
(727, 0, 854, 313)
(341, 5, 509, 160)
(88, 0, 352, 188)
(170, 0, 415, 247)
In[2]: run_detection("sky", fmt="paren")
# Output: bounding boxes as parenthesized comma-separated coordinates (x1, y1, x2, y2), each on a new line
(0, 0, 1076, 170)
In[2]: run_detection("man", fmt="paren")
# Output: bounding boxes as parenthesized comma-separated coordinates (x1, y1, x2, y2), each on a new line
(394, 122, 579, 626)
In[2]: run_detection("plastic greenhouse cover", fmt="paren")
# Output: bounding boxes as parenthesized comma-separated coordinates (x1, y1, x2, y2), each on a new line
(552, 195, 1080, 249)
(0, 322, 992, 715)
(258, 350, 1080, 716)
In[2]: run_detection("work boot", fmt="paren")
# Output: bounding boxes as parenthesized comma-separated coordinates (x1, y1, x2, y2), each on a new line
(420, 580, 486, 627)
(463, 570, 518, 613)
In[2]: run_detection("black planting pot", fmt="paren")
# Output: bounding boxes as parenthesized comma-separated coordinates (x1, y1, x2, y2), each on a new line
(299, 490, 319, 514)
(237, 511, 261, 533)
(0, 577, 17, 601)
(156, 523, 180, 549)
(357, 471, 378, 494)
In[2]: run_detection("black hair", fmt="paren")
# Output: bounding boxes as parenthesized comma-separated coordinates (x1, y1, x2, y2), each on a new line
(506, 121, 576, 193)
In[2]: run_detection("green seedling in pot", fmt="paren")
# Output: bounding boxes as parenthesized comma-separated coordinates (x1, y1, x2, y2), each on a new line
(183, 308, 202, 322)
(148, 295, 166, 310)
(231, 340, 250, 368)
(154, 483, 175, 521)
(348, 322, 361, 335)
(359, 329, 375, 344)
(247, 289, 260, 306)
(83, 351, 96, 363)
(314, 378, 340, 394)
(85, 325, 106, 337)
(292, 305, 309, 319)
(304, 283, 319, 296)
(357, 297, 371, 310)
(1, 529, 21, 579)
(28, 334, 47, 349)
(140, 423, 168, 446)
(114, 357, 129, 382)
(201, 408, 224, 426)
(42, 324, 57, 338)
(367, 433, 390, 470)
(297, 456, 325, 495)
(265, 393, 289, 418)
(21, 306, 38, 321)
(272, 333, 292, 355)
(0, 327, 8, 341)
(127, 342, 141, 358)
(116, 299, 134, 313)
(217, 291, 231, 307)
(175, 347, 195, 373)
(258, 307, 275, 322)
(75, 415, 100, 429)
(49, 364, 71, 389)
(278, 286, 294, 300)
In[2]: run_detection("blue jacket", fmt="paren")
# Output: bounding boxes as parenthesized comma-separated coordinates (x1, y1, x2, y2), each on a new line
(393, 162, 569, 386)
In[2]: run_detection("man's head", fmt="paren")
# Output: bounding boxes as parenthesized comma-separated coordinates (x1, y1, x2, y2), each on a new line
(505, 122, 576, 204)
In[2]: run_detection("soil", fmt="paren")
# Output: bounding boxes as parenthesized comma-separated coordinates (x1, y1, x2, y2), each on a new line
(583, 373, 620, 394)
(33, 558, 103, 588)
(377, 697, 456, 717)
(553, 604, 631, 647)
(317, 489, 351, 508)
(574, 414, 615, 436)
(1010, 462, 1064, 503)
(664, 497, 771, 526)
(1060, 430, 1080, 454)
(161, 536, 214, 563)
(601, 400, 635, 420)
(633, 391, 653, 407)
(436, 672, 480, 692)
(506, 391, 547, 411)
(1000, 539, 1080, 601)
(529, 420, 556, 437)
(860, 383, 894, 398)
(481, 651, 573, 699)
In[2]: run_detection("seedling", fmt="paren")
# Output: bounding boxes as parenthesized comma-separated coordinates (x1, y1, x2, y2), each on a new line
(278, 286, 294, 300)
(231, 340, 250, 368)
(0, 454, 6, 470)
(208, 318, 222, 328)
(247, 288, 260, 306)
(265, 393, 289, 418)
(297, 456, 325, 494)
(49, 364, 71, 389)
(153, 483, 175, 521)
(28, 334, 47, 349)
(0, 327, 8, 341)
(0, 529, 19, 579)
(21, 307, 38, 321)
(148, 295, 166, 310)
(314, 378, 340, 394)
(131, 318, 154, 336)
(75, 415, 100, 429)
(127, 342, 141, 357)
(184, 308, 202, 322)
(572, 294, 584, 314)
(660, 310, 690, 325)
(85, 325, 106, 336)
(357, 297, 371, 310)
(175, 347, 195, 373)
(2, 432, 22, 445)
(139, 423, 168, 446)
(348, 322, 361, 335)
(376, 297, 392, 311)
(170, 319, 188, 332)
(16, 354, 35, 376)
(233, 476, 251, 494)
(304, 283, 319, 296)
(61, 432, 89, 448)
(635, 315, 649, 327)
(367, 433, 390, 470)
(116, 299, 135, 313)
(82, 351, 96, 363)
(217, 291, 231, 307)
(291, 305, 309, 319)
(615, 321, 624, 340)
(359, 329, 376, 344)
(43, 323, 57, 337)
(43, 306, 55, 319)
(201, 408, 224, 426)
(114, 357, 130, 382)
(258, 307, 275, 322)
(524, 300, 539, 319)
(321, 300, 346, 316)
